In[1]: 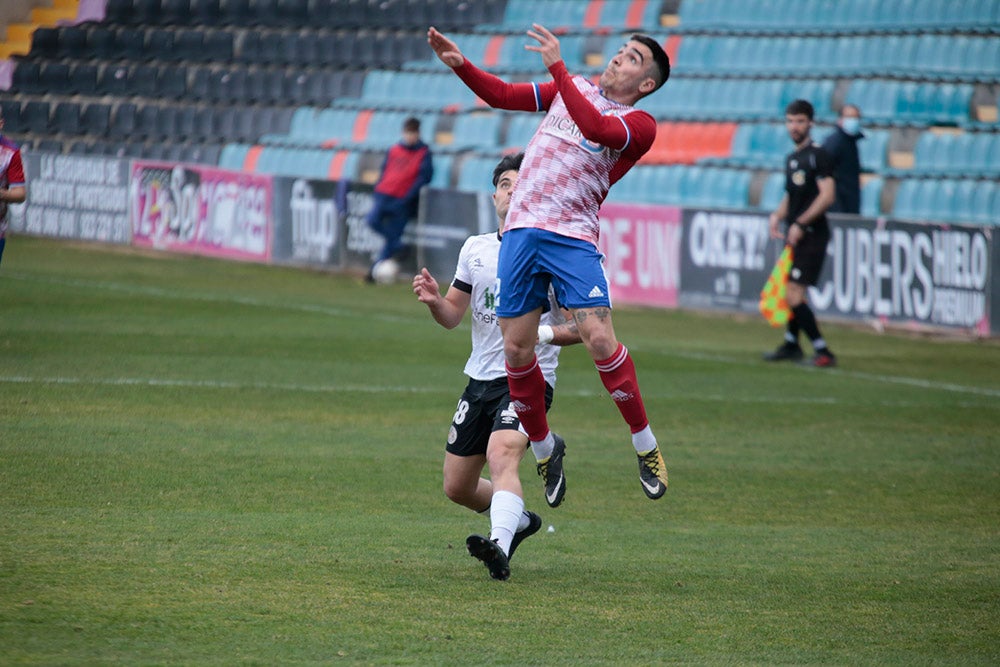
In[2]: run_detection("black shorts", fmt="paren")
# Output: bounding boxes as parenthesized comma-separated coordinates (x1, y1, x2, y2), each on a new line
(445, 377, 554, 457)
(789, 227, 830, 287)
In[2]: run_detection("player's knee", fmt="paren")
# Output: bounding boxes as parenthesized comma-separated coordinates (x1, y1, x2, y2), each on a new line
(442, 479, 467, 505)
(486, 441, 520, 475)
(503, 338, 535, 367)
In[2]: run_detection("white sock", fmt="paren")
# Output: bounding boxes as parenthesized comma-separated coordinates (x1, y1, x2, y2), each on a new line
(632, 425, 658, 454)
(489, 490, 524, 556)
(529, 431, 554, 462)
(516, 511, 530, 532)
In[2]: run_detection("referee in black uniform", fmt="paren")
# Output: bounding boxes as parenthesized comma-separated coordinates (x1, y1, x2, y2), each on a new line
(764, 99, 837, 367)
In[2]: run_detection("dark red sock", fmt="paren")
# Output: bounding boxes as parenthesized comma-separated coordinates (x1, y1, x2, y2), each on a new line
(596, 343, 649, 434)
(505, 356, 550, 442)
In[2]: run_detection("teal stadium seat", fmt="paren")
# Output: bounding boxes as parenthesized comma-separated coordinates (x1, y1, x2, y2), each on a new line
(861, 177, 883, 217)
(218, 143, 251, 171)
(456, 155, 505, 193)
(429, 154, 454, 189)
(759, 172, 785, 212)
(450, 113, 503, 151)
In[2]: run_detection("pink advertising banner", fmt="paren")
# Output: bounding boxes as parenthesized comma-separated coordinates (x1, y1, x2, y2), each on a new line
(131, 162, 272, 261)
(598, 202, 682, 308)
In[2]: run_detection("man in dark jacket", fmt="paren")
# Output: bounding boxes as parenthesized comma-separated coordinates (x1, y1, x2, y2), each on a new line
(821, 104, 863, 214)
(366, 117, 433, 279)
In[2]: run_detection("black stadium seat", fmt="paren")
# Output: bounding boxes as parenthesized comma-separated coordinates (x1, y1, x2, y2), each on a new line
(174, 29, 205, 61)
(39, 62, 72, 94)
(160, 0, 191, 25)
(97, 64, 130, 95)
(69, 63, 99, 95)
(187, 66, 213, 101)
(127, 63, 160, 96)
(22, 100, 52, 134)
(11, 60, 42, 94)
(134, 104, 159, 140)
(157, 65, 188, 98)
(109, 102, 138, 140)
(190, 0, 221, 24)
(145, 28, 176, 61)
(57, 25, 90, 59)
(52, 101, 83, 135)
(175, 105, 198, 140)
(116, 27, 146, 60)
(81, 102, 112, 137)
(220, 0, 253, 25)
(29, 26, 59, 58)
(0, 100, 24, 134)
(86, 25, 118, 59)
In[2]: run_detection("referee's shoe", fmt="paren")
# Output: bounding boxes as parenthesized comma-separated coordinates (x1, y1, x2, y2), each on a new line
(763, 342, 804, 362)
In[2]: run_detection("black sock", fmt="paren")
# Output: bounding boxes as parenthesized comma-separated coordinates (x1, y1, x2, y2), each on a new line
(792, 303, 829, 352)
(785, 315, 800, 346)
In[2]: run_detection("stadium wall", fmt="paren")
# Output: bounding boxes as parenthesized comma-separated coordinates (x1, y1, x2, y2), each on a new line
(9, 152, 997, 338)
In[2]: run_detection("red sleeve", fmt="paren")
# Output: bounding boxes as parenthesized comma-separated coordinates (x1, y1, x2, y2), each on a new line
(453, 60, 557, 112)
(6, 150, 25, 186)
(547, 61, 656, 160)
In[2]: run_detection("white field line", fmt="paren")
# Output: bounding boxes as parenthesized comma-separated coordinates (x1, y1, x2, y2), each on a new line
(6, 273, 999, 402)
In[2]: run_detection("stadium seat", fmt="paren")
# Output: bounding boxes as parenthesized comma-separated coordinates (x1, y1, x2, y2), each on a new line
(218, 142, 252, 171)
(146, 28, 176, 61)
(98, 64, 130, 96)
(759, 172, 785, 212)
(190, 0, 222, 24)
(157, 66, 188, 98)
(0, 100, 24, 135)
(80, 102, 111, 138)
(39, 62, 72, 94)
(29, 26, 59, 58)
(22, 101, 51, 134)
(109, 103, 138, 140)
(56, 25, 89, 59)
(860, 177, 883, 217)
(86, 25, 118, 59)
(115, 27, 146, 61)
(160, 0, 191, 25)
(52, 102, 83, 136)
(450, 113, 503, 151)
(69, 63, 99, 96)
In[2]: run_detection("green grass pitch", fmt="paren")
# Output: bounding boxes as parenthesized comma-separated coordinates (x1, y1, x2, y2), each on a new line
(2, 236, 998, 665)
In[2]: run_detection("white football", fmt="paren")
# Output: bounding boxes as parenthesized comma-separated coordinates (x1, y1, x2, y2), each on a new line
(371, 258, 400, 285)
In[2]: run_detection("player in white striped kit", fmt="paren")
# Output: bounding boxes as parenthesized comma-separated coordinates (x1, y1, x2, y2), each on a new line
(413, 153, 580, 580)
(428, 24, 672, 506)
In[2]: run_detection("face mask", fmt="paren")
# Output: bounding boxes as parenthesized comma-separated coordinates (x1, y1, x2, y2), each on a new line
(841, 117, 861, 136)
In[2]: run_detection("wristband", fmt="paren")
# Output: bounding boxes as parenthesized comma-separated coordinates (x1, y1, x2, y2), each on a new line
(537, 325, 554, 345)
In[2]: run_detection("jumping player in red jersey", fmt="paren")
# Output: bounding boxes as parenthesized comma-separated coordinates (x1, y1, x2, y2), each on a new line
(428, 25, 671, 500)
(0, 110, 27, 266)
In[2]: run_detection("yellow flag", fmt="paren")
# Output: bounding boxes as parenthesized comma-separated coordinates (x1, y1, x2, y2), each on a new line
(759, 245, 793, 327)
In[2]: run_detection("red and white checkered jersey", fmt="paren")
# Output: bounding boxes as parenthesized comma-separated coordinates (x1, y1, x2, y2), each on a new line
(452, 60, 656, 247)
(508, 76, 646, 245)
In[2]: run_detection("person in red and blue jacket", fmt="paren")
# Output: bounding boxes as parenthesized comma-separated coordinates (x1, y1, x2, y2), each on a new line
(366, 117, 433, 279)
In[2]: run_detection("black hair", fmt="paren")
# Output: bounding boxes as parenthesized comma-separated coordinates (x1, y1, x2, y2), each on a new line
(492, 152, 524, 187)
(403, 117, 421, 132)
(785, 99, 815, 120)
(631, 34, 670, 93)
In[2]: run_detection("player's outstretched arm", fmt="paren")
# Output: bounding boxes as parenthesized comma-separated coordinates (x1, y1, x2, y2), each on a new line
(428, 27, 465, 68)
(525, 23, 562, 69)
(413, 267, 470, 330)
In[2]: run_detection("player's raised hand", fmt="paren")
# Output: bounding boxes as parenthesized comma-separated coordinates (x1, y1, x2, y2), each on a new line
(413, 267, 441, 304)
(525, 23, 562, 69)
(428, 27, 465, 68)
